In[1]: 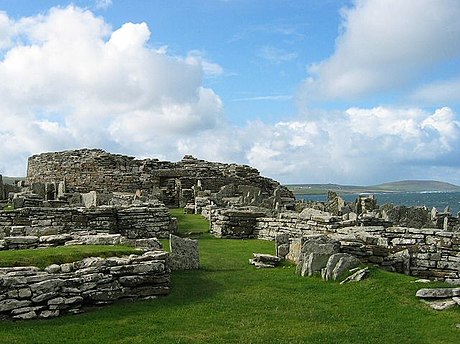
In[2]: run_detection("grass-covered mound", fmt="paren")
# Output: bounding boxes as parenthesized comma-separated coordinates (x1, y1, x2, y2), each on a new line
(0, 245, 141, 269)
(0, 210, 458, 343)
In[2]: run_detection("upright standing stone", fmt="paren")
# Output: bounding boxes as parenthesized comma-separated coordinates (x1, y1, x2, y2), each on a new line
(169, 234, 200, 270)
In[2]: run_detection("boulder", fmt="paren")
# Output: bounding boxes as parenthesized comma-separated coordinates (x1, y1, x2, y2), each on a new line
(296, 235, 341, 277)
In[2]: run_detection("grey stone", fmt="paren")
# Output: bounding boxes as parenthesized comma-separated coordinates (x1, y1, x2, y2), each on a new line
(340, 267, 370, 284)
(81, 191, 97, 208)
(276, 244, 289, 259)
(134, 238, 162, 250)
(45, 264, 61, 273)
(452, 297, 460, 305)
(30, 279, 64, 294)
(423, 299, 458, 311)
(39, 310, 59, 318)
(416, 288, 460, 298)
(322, 253, 361, 281)
(249, 259, 275, 269)
(0, 299, 31, 312)
(12, 310, 37, 320)
(169, 234, 200, 270)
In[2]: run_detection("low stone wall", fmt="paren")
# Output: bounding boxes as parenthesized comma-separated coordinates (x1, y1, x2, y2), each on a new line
(210, 209, 460, 283)
(0, 250, 170, 320)
(0, 204, 176, 245)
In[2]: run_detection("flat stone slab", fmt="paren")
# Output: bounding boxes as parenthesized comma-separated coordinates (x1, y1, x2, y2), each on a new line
(416, 288, 460, 298)
(423, 299, 458, 311)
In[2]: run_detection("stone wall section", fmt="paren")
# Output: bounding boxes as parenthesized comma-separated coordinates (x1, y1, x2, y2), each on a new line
(0, 204, 175, 245)
(0, 250, 170, 320)
(210, 209, 460, 283)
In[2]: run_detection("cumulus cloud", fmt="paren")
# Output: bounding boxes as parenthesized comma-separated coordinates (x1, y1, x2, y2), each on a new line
(301, 0, 460, 101)
(237, 107, 460, 184)
(0, 6, 223, 175)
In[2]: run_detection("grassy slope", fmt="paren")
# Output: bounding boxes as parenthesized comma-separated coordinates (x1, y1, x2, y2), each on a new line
(0, 212, 458, 343)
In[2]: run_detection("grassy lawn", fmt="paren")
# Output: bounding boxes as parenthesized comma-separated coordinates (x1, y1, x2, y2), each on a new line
(0, 245, 141, 269)
(0, 210, 458, 343)
(170, 208, 210, 235)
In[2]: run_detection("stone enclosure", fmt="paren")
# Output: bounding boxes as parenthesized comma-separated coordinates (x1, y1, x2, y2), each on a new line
(210, 192, 460, 284)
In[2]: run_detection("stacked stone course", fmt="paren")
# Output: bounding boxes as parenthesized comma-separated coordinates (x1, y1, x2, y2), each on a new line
(0, 250, 170, 320)
(0, 203, 175, 249)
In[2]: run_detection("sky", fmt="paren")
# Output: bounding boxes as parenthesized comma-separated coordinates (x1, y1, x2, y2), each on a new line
(0, 0, 460, 185)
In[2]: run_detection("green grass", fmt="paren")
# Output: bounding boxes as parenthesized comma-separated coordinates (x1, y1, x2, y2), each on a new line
(0, 212, 458, 343)
(170, 208, 210, 235)
(0, 245, 140, 269)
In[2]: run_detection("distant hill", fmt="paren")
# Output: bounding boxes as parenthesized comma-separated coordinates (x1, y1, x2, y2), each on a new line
(286, 180, 460, 195)
(371, 180, 460, 192)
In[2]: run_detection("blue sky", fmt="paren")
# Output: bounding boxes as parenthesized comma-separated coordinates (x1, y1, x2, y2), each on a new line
(0, 0, 460, 185)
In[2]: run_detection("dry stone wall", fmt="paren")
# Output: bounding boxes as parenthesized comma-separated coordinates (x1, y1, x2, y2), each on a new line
(0, 203, 175, 247)
(210, 208, 460, 283)
(0, 250, 170, 320)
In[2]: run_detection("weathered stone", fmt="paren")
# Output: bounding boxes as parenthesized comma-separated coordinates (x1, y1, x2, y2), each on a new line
(322, 253, 361, 281)
(416, 288, 460, 298)
(30, 279, 64, 294)
(250, 253, 281, 269)
(423, 299, 458, 311)
(169, 234, 200, 270)
(0, 299, 31, 312)
(45, 264, 61, 273)
(340, 267, 370, 284)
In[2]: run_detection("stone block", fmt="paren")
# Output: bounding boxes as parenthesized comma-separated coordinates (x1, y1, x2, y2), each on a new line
(169, 234, 200, 270)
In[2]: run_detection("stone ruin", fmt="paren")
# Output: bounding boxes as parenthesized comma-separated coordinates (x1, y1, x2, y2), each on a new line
(25, 148, 295, 212)
(0, 148, 295, 319)
(211, 191, 460, 285)
(1, 148, 460, 318)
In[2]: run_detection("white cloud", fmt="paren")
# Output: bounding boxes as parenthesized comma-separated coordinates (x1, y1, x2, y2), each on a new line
(412, 77, 460, 104)
(240, 107, 460, 184)
(302, 0, 460, 101)
(0, 6, 223, 175)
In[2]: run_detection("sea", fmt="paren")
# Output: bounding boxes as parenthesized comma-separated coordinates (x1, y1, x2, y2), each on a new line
(296, 191, 460, 215)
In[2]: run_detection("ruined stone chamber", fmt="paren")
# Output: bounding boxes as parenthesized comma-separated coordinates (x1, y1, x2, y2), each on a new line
(211, 192, 460, 284)
(25, 149, 296, 211)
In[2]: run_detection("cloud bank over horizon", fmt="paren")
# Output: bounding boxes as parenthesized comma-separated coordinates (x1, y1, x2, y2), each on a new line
(0, 2, 459, 186)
